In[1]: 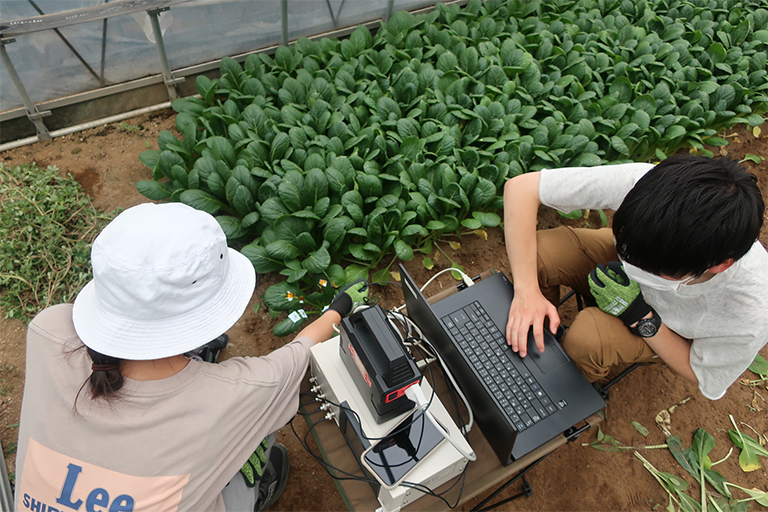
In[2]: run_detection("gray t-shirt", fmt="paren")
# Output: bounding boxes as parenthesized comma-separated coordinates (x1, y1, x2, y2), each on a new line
(539, 164, 768, 400)
(15, 303, 313, 511)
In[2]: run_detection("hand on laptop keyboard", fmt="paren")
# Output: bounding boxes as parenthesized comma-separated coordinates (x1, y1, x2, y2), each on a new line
(444, 301, 556, 432)
(505, 290, 560, 357)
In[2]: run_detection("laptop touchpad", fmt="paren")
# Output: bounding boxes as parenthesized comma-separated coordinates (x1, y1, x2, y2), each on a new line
(524, 335, 568, 373)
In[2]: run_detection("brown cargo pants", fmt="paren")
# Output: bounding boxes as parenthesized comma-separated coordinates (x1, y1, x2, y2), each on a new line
(536, 226, 658, 382)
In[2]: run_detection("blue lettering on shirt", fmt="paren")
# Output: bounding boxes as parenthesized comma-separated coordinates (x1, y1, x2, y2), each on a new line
(19, 462, 138, 512)
(22, 494, 61, 512)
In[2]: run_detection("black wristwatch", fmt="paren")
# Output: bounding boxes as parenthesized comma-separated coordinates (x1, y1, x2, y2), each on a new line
(631, 310, 662, 338)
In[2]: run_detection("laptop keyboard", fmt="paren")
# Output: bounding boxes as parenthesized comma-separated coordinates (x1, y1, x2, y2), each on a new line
(442, 301, 558, 432)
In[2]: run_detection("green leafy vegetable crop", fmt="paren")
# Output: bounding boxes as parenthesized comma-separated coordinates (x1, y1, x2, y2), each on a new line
(0, 163, 114, 321)
(138, 0, 768, 334)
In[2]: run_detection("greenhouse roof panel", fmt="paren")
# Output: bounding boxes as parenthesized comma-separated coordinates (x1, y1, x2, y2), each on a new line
(0, 0, 192, 36)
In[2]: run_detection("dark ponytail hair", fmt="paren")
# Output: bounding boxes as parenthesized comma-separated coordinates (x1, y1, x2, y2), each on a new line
(75, 347, 125, 407)
(86, 347, 125, 400)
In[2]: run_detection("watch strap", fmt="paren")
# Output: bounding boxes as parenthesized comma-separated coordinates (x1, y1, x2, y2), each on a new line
(631, 309, 662, 337)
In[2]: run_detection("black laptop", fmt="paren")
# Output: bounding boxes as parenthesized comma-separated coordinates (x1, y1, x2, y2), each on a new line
(399, 264, 605, 465)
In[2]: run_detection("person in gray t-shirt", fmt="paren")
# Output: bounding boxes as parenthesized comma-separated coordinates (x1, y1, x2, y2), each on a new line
(15, 203, 356, 511)
(502, 155, 768, 399)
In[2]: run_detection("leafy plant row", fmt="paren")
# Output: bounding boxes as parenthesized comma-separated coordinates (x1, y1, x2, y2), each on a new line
(138, 0, 768, 335)
(0, 163, 114, 321)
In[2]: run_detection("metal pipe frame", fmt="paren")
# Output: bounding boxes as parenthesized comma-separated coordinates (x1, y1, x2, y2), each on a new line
(26, 0, 103, 85)
(385, 0, 396, 21)
(281, 0, 289, 46)
(1, 0, 470, 146)
(147, 6, 184, 100)
(0, 439, 12, 512)
(0, 101, 171, 152)
(0, 0, 192, 37)
(100, 1, 110, 83)
(0, 37, 51, 140)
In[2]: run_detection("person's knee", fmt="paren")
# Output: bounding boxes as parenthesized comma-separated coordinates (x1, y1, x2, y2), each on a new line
(536, 227, 575, 303)
(561, 308, 609, 382)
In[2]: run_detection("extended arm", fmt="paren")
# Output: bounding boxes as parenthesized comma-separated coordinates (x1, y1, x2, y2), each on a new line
(503, 172, 560, 356)
(637, 322, 697, 383)
(295, 310, 342, 345)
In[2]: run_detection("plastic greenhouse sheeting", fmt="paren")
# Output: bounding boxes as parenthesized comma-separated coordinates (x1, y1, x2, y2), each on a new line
(0, 0, 439, 113)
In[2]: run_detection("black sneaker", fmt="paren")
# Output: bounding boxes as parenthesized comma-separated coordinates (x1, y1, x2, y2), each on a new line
(255, 443, 289, 511)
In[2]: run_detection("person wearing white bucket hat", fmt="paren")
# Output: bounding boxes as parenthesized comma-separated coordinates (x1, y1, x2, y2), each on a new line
(14, 202, 354, 511)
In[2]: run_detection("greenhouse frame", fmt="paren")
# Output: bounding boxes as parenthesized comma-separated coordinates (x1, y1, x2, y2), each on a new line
(0, 0, 453, 148)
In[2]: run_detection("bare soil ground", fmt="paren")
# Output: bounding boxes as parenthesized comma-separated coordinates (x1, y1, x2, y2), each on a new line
(1, 111, 767, 511)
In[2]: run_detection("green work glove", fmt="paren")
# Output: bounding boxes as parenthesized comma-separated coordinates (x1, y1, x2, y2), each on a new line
(588, 262, 652, 327)
(327, 279, 369, 316)
(240, 437, 270, 487)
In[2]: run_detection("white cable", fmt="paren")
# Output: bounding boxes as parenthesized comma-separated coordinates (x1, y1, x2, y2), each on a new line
(405, 382, 429, 410)
(391, 267, 474, 314)
(389, 309, 474, 435)
(419, 267, 473, 294)
(426, 410, 476, 461)
(351, 303, 371, 315)
(405, 385, 477, 461)
(422, 337, 475, 435)
(388, 310, 436, 361)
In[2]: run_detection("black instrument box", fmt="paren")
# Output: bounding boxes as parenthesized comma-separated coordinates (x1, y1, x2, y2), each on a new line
(339, 305, 421, 423)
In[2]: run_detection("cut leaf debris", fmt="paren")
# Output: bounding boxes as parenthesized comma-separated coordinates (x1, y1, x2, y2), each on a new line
(583, 426, 666, 452)
(666, 430, 731, 500)
(635, 451, 700, 512)
(725, 483, 768, 507)
(739, 153, 765, 164)
(728, 415, 765, 473)
(655, 397, 692, 436)
(748, 354, 768, 378)
(633, 421, 649, 437)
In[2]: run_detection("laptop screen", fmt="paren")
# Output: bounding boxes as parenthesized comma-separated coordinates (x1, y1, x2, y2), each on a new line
(400, 266, 454, 352)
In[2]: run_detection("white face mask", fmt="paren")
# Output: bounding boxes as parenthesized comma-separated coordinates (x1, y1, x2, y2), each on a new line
(621, 260, 695, 292)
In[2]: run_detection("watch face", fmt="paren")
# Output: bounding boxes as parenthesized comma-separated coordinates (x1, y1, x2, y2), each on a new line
(636, 319, 658, 337)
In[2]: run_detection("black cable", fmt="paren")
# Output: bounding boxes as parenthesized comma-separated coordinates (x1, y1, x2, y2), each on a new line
(291, 412, 469, 508)
(294, 296, 471, 508)
(299, 398, 318, 410)
(407, 334, 471, 508)
(420, 335, 470, 439)
(314, 394, 429, 444)
(299, 367, 466, 506)
(370, 280, 402, 288)
(369, 279, 398, 310)
(290, 414, 382, 485)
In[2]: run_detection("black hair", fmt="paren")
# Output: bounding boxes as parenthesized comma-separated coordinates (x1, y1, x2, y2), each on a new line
(75, 347, 125, 405)
(613, 155, 764, 278)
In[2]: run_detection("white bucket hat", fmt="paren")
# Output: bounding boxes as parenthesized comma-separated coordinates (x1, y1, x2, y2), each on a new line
(72, 202, 256, 360)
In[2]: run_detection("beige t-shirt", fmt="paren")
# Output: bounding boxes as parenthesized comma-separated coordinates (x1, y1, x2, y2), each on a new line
(15, 303, 313, 511)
